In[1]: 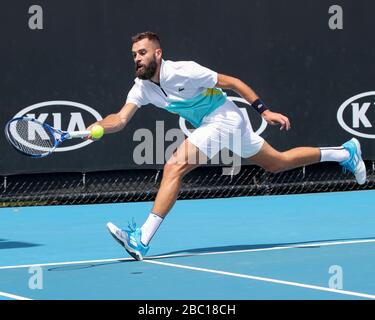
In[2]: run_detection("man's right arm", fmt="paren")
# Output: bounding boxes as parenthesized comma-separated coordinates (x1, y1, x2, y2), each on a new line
(87, 102, 139, 137)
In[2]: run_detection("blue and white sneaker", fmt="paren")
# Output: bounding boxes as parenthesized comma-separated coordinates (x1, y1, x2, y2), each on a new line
(106, 220, 149, 261)
(340, 138, 366, 185)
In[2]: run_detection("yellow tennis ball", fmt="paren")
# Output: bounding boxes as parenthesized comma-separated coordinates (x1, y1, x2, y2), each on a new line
(91, 124, 104, 139)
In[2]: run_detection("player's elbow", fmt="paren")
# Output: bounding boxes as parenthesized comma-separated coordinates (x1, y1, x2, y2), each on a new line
(217, 74, 243, 91)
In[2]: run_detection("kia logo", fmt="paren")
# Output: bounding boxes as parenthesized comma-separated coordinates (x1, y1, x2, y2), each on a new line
(179, 96, 268, 137)
(337, 91, 375, 139)
(12, 100, 103, 151)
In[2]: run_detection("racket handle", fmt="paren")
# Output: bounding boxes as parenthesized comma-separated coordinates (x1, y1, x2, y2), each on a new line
(68, 130, 91, 139)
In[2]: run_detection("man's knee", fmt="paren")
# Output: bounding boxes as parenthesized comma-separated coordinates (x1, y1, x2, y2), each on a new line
(163, 161, 191, 180)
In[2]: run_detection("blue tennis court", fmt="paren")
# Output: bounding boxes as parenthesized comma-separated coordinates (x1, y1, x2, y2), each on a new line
(1, 190, 375, 300)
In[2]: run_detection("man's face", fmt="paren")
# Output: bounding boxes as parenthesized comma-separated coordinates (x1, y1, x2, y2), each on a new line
(132, 38, 161, 80)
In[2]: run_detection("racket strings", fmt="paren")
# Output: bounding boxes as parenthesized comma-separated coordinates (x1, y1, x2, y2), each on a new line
(8, 119, 56, 156)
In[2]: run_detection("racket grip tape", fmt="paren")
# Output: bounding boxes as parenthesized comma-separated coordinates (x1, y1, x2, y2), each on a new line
(68, 131, 91, 139)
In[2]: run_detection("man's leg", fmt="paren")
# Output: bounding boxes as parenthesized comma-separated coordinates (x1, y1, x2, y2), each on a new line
(248, 139, 366, 184)
(249, 141, 322, 173)
(107, 139, 207, 260)
(138, 139, 204, 251)
(151, 139, 205, 217)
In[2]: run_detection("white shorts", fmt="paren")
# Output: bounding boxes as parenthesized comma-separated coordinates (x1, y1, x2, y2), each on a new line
(188, 99, 265, 159)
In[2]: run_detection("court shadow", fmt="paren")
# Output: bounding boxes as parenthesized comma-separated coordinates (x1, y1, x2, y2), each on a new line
(47, 260, 136, 272)
(0, 239, 42, 250)
(149, 236, 375, 260)
(47, 236, 375, 272)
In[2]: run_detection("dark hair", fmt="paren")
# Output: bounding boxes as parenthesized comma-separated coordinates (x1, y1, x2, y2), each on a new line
(131, 31, 161, 47)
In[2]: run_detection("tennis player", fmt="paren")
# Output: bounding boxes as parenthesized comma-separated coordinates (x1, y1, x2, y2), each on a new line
(87, 32, 366, 261)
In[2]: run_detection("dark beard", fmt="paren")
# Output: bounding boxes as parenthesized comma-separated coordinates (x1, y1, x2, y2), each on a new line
(135, 57, 157, 80)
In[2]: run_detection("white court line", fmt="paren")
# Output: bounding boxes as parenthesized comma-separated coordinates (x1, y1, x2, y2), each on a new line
(0, 291, 32, 300)
(144, 260, 375, 300)
(1, 237, 375, 270)
(150, 238, 375, 260)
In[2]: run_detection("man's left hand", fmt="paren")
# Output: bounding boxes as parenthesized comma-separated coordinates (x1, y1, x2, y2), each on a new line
(261, 109, 291, 131)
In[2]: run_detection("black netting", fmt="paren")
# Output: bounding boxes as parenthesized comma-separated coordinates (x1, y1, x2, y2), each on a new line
(1, 162, 374, 207)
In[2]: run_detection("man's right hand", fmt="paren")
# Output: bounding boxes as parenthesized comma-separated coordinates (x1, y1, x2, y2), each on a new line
(85, 122, 101, 140)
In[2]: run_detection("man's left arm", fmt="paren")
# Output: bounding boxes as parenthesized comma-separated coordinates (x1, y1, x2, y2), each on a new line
(216, 74, 291, 131)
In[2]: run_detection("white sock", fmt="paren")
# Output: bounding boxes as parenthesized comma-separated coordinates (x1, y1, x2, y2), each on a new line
(320, 147, 350, 163)
(140, 212, 163, 246)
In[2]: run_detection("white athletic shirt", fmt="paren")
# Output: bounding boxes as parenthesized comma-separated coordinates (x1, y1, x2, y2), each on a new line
(126, 59, 227, 128)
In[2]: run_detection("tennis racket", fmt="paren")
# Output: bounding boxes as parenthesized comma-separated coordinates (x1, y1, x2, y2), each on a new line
(5, 116, 91, 158)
